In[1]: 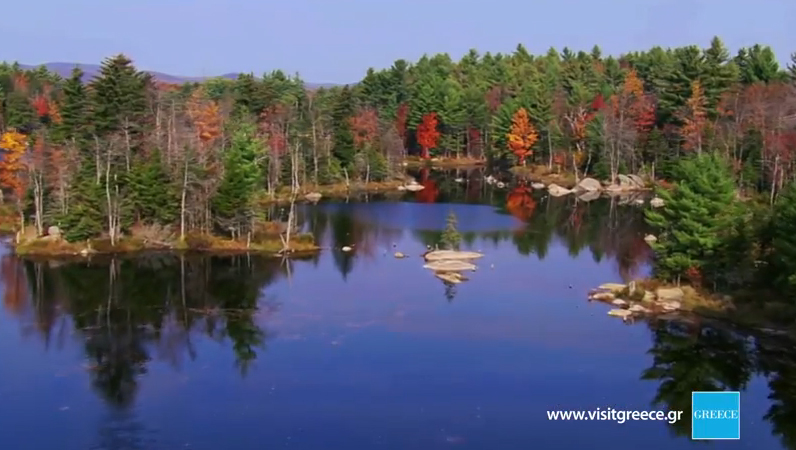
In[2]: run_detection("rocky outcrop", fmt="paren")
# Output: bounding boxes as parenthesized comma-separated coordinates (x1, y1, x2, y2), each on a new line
(587, 282, 691, 322)
(423, 250, 484, 261)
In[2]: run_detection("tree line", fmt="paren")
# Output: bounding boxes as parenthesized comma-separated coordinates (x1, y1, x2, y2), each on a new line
(0, 36, 795, 244)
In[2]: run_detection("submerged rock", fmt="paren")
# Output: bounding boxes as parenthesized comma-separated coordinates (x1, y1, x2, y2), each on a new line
(423, 260, 477, 272)
(598, 283, 626, 294)
(608, 309, 633, 319)
(423, 250, 484, 261)
(435, 271, 468, 284)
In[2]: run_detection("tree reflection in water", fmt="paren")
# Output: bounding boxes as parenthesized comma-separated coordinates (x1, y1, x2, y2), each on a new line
(643, 318, 796, 448)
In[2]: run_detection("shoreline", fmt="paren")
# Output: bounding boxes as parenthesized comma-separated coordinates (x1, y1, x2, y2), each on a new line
(403, 157, 486, 169)
(12, 232, 322, 259)
(589, 278, 796, 338)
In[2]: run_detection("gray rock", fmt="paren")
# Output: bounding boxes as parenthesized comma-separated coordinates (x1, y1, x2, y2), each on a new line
(644, 234, 657, 243)
(650, 197, 665, 208)
(608, 309, 633, 319)
(578, 190, 601, 202)
(591, 292, 615, 301)
(628, 174, 645, 187)
(612, 299, 629, 307)
(629, 304, 650, 313)
(548, 183, 572, 197)
(304, 192, 322, 202)
(394, 252, 405, 258)
(617, 174, 634, 188)
(531, 182, 545, 189)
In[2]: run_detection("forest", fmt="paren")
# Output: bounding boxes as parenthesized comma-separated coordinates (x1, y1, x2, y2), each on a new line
(1, 37, 796, 293)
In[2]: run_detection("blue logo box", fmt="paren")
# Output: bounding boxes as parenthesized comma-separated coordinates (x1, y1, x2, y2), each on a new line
(691, 391, 741, 440)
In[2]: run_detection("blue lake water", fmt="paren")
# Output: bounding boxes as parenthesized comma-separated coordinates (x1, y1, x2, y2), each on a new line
(0, 188, 792, 449)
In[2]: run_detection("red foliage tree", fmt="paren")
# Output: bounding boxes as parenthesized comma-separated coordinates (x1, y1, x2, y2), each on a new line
(349, 107, 378, 149)
(416, 112, 441, 160)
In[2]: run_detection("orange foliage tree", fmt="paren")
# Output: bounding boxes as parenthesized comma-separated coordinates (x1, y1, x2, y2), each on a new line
(507, 107, 539, 165)
(0, 130, 28, 229)
(416, 112, 441, 159)
(680, 80, 707, 154)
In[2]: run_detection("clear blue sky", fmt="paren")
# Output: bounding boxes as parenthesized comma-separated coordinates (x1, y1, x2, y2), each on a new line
(2, 0, 793, 83)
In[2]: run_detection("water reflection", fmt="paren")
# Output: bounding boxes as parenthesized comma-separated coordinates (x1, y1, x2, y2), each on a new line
(1, 180, 795, 449)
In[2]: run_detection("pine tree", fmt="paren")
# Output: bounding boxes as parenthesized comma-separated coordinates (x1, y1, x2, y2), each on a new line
(645, 153, 738, 284)
(768, 182, 796, 293)
(440, 211, 461, 250)
(331, 86, 355, 169)
(212, 123, 262, 236)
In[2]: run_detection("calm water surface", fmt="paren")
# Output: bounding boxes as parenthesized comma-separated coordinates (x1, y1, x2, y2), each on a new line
(0, 173, 793, 450)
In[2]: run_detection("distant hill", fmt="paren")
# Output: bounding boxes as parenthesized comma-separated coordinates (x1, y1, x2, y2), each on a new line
(17, 62, 343, 89)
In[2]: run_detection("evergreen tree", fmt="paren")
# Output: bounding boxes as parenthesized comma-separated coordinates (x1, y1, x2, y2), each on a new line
(768, 182, 796, 293)
(212, 123, 262, 236)
(645, 153, 738, 284)
(331, 86, 356, 169)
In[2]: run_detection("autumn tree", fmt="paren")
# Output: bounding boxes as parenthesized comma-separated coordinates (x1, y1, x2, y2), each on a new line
(0, 130, 27, 232)
(680, 81, 708, 154)
(507, 107, 539, 165)
(416, 112, 441, 160)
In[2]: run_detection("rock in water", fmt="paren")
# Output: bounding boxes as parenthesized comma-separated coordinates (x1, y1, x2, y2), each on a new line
(394, 252, 405, 258)
(404, 184, 425, 192)
(435, 272, 466, 284)
(547, 183, 572, 197)
(531, 182, 545, 189)
(423, 250, 484, 261)
(598, 283, 627, 294)
(342, 246, 352, 252)
(423, 260, 477, 272)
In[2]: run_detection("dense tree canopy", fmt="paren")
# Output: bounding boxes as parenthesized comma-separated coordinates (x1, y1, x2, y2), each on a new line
(0, 37, 794, 244)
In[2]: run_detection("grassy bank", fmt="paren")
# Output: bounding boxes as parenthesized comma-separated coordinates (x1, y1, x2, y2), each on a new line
(12, 225, 321, 258)
(403, 156, 486, 169)
(509, 165, 578, 188)
(259, 179, 407, 204)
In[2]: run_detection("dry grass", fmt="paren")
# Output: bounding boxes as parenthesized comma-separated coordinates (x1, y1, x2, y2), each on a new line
(403, 156, 486, 169)
(509, 165, 577, 188)
(13, 221, 320, 257)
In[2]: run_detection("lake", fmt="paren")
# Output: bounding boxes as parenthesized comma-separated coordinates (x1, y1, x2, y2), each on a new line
(0, 170, 793, 450)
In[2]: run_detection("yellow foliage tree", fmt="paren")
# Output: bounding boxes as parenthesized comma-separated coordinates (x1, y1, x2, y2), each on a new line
(507, 107, 539, 165)
(680, 81, 707, 154)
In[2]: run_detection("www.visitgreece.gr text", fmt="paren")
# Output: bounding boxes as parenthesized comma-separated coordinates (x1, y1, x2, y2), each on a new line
(547, 408, 683, 424)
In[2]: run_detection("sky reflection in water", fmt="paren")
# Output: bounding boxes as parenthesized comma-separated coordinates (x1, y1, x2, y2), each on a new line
(0, 189, 792, 450)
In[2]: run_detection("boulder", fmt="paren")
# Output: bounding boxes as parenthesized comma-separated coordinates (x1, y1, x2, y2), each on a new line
(644, 234, 657, 243)
(423, 260, 477, 272)
(656, 287, 684, 302)
(397, 185, 407, 191)
(531, 182, 545, 189)
(605, 184, 624, 192)
(423, 250, 484, 261)
(404, 184, 425, 192)
(650, 197, 665, 208)
(394, 252, 406, 258)
(47, 226, 62, 240)
(548, 183, 572, 197)
(628, 174, 645, 187)
(304, 192, 322, 202)
(576, 177, 602, 192)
